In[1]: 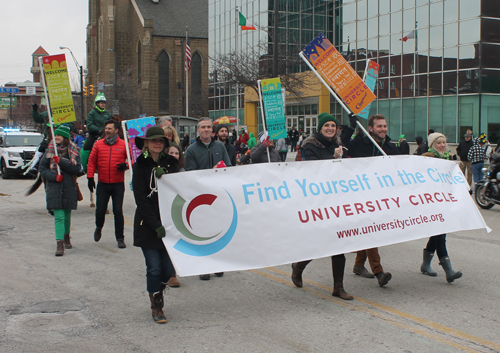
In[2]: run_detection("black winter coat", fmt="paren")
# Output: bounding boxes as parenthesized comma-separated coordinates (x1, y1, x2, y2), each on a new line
(250, 143, 281, 163)
(39, 150, 82, 210)
(456, 139, 473, 161)
(415, 142, 428, 155)
(222, 140, 237, 167)
(132, 153, 179, 249)
(398, 140, 410, 155)
(302, 132, 342, 161)
(341, 126, 400, 157)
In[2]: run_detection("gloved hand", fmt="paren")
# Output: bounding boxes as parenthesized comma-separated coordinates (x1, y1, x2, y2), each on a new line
(117, 163, 128, 171)
(262, 137, 272, 147)
(53, 156, 60, 164)
(129, 180, 133, 191)
(349, 113, 359, 129)
(32, 103, 38, 111)
(55, 174, 63, 183)
(154, 167, 166, 179)
(156, 226, 166, 239)
(88, 178, 96, 192)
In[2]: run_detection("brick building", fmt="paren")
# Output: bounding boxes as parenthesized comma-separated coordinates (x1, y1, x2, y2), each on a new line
(86, 0, 209, 119)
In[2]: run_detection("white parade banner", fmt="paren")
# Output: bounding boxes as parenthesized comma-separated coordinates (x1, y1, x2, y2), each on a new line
(158, 155, 490, 277)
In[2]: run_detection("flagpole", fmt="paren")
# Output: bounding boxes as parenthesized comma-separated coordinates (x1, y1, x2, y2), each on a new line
(185, 27, 189, 118)
(235, 7, 240, 132)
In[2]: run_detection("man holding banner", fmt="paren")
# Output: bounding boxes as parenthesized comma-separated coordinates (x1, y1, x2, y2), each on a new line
(341, 114, 399, 287)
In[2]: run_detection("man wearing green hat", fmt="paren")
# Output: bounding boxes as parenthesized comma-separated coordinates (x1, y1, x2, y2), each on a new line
(83, 92, 111, 151)
(398, 134, 409, 154)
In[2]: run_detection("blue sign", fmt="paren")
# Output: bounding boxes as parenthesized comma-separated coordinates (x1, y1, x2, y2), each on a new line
(0, 87, 19, 93)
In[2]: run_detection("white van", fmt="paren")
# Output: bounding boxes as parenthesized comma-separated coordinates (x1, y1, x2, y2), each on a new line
(0, 129, 43, 179)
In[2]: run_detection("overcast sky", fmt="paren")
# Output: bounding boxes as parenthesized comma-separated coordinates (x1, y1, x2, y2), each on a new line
(0, 0, 88, 89)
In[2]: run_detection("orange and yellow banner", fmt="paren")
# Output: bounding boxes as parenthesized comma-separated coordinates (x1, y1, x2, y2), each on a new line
(42, 54, 76, 124)
(303, 33, 376, 115)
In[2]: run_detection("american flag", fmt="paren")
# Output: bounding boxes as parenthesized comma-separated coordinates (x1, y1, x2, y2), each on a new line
(185, 37, 192, 72)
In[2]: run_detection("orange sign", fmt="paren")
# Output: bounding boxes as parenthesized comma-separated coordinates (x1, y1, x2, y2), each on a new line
(303, 33, 376, 115)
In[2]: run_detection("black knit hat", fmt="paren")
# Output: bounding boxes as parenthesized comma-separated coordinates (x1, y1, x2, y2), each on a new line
(215, 124, 229, 134)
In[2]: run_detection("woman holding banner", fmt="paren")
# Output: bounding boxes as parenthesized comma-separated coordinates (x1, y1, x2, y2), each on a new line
(132, 126, 179, 323)
(291, 113, 353, 300)
(421, 133, 463, 283)
(39, 125, 82, 256)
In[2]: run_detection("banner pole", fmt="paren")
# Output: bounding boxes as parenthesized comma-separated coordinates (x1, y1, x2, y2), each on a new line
(39, 56, 61, 174)
(257, 79, 271, 163)
(122, 120, 133, 178)
(299, 52, 386, 156)
(362, 59, 370, 82)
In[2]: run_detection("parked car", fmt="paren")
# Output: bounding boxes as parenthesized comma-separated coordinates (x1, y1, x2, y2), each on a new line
(0, 129, 43, 179)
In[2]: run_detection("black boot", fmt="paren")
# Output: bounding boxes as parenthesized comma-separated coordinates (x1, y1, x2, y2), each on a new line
(94, 227, 102, 242)
(291, 260, 311, 288)
(149, 292, 167, 324)
(331, 256, 353, 300)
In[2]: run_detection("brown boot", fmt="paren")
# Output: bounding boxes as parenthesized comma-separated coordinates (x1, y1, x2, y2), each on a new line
(291, 260, 311, 288)
(149, 292, 167, 324)
(331, 256, 353, 300)
(55, 240, 64, 256)
(167, 273, 180, 288)
(63, 234, 72, 249)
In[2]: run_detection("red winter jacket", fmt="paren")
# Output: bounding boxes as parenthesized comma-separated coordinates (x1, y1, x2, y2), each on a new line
(87, 137, 129, 184)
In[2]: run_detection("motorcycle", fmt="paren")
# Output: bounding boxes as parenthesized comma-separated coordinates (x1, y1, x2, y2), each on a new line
(475, 152, 500, 209)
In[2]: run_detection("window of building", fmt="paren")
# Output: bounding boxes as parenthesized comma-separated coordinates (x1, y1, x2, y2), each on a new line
(158, 51, 169, 112)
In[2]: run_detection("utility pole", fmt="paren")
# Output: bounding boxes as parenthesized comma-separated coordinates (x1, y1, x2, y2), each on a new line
(273, 0, 278, 78)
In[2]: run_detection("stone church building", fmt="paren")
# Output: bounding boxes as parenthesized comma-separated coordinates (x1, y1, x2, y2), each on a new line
(86, 0, 208, 119)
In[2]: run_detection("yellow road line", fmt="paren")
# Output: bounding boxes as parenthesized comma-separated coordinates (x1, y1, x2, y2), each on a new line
(252, 267, 499, 353)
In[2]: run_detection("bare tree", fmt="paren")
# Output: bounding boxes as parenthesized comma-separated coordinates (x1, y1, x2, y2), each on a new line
(211, 31, 310, 99)
(113, 67, 143, 120)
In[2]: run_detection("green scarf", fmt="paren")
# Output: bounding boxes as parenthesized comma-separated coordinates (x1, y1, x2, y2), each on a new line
(428, 148, 450, 160)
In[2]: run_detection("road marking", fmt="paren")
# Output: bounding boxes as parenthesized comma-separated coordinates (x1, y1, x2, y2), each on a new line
(251, 267, 500, 353)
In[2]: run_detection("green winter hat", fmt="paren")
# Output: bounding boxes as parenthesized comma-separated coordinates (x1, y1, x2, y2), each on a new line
(95, 92, 106, 104)
(54, 125, 71, 139)
(317, 112, 337, 130)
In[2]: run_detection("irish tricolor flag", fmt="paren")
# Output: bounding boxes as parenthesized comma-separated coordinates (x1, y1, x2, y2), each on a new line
(239, 12, 256, 30)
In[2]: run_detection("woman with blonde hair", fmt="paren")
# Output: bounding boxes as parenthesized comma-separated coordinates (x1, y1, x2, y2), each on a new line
(163, 125, 180, 146)
(421, 132, 462, 283)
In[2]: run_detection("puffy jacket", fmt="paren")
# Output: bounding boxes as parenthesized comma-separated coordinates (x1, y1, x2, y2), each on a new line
(302, 132, 342, 161)
(132, 153, 179, 249)
(87, 137, 128, 183)
(86, 108, 111, 134)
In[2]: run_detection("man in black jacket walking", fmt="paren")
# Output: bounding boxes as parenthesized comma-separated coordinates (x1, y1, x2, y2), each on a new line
(341, 114, 399, 287)
(456, 130, 473, 187)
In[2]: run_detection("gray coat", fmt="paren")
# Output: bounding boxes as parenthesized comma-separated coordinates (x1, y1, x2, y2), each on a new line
(250, 143, 281, 163)
(39, 151, 82, 210)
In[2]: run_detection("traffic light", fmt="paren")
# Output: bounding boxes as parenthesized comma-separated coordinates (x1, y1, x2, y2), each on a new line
(89, 85, 94, 96)
(83, 86, 88, 96)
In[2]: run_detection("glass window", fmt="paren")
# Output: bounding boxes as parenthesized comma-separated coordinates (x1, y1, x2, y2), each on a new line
(391, 34, 403, 55)
(460, 0, 480, 20)
(459, 19, 480, 44)
(416, 0, 429, 5)
(379, 36, 390, 54)
(378, 78, 389, 98)
(343, 2, 357, 23)
(391, 0, 402, 12)
(380, 1, 390, 14)
(482, 44, 500, 69)
(378, 100, 390, 124)
(481, 18, 500, 44)
(357, 20, 367, 40)
(481, 70, 500, 93)
(443, 47, 458, 71)
(357, 0, 367, 19)
(459, 45, 479, 69)
(390, 56, 401, 75)
(305, 105, 311, 114)
(482, 95, 500, 144)
(417, 51, 428, 73)
(403, 8, 416, 31)
(389, 99, 401, 138)
(458, 70, 479, 93)
(444, 0, 459, 23)
(403, 54, 415, 75)
(429, 1, 443, 26)
(403, 0, 416, 8)
(368, 38, 378, 55)
(292, 105, 298, 115)
(442, 71, 457, 95)
(368, 1, 378, 16)
(482, 0, 500, 18)
(312, 104, 318, 114)
(344, 22, 356, 43)
(444, 23, 458, 47)
(379, 14, 390, 35)
(368, 17, 378, 37)
(390, 77, 402, 98)
(415, 5, 429, 28)
(402, 76, 415, 97)
(429, 97, 443, 132)
(459, 95, 479, 138)
(429, 73, 442, 95)
(417, 27, 429, 51)
(429, 26, 443, 49)
(416, 74, 427, 96)
(429, 49, 442, 72)
(391, 11, 402, 34)
(402, 99, 416, 139)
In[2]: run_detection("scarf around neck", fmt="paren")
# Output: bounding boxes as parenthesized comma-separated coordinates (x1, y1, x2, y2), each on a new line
(45, 140, 79, 173)
(429, 148, 450, 160)
(106, 133, 119, 145)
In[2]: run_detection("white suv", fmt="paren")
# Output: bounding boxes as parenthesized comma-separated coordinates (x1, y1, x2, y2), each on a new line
(0, 130, 44, 179)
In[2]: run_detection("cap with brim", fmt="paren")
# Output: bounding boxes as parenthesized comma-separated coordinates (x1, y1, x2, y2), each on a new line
(464, 132, 473, 137)
(135, 126, 169, 150)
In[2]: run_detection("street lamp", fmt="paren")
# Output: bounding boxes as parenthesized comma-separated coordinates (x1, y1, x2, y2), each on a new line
(60, 46, 85, 128)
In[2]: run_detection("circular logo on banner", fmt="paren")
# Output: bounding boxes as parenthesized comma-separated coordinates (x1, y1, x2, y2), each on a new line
(171, 190, 238, 257)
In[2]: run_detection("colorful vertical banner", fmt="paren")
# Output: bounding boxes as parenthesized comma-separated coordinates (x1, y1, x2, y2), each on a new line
(358, 60, 380, 120)
(303, 33, 376, 115)
(42, 54, 76, 124)
(125, 117, 156, 163)
(261, 77, 287, 139)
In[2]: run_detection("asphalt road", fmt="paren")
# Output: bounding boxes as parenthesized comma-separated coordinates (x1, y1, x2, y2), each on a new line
(1, 165, 500, 353)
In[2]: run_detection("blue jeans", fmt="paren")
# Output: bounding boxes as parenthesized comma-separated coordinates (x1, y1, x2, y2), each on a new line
(141, 247, 175, 293)
(471, 162, 484, 184)
(425, 234, 448, 258)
